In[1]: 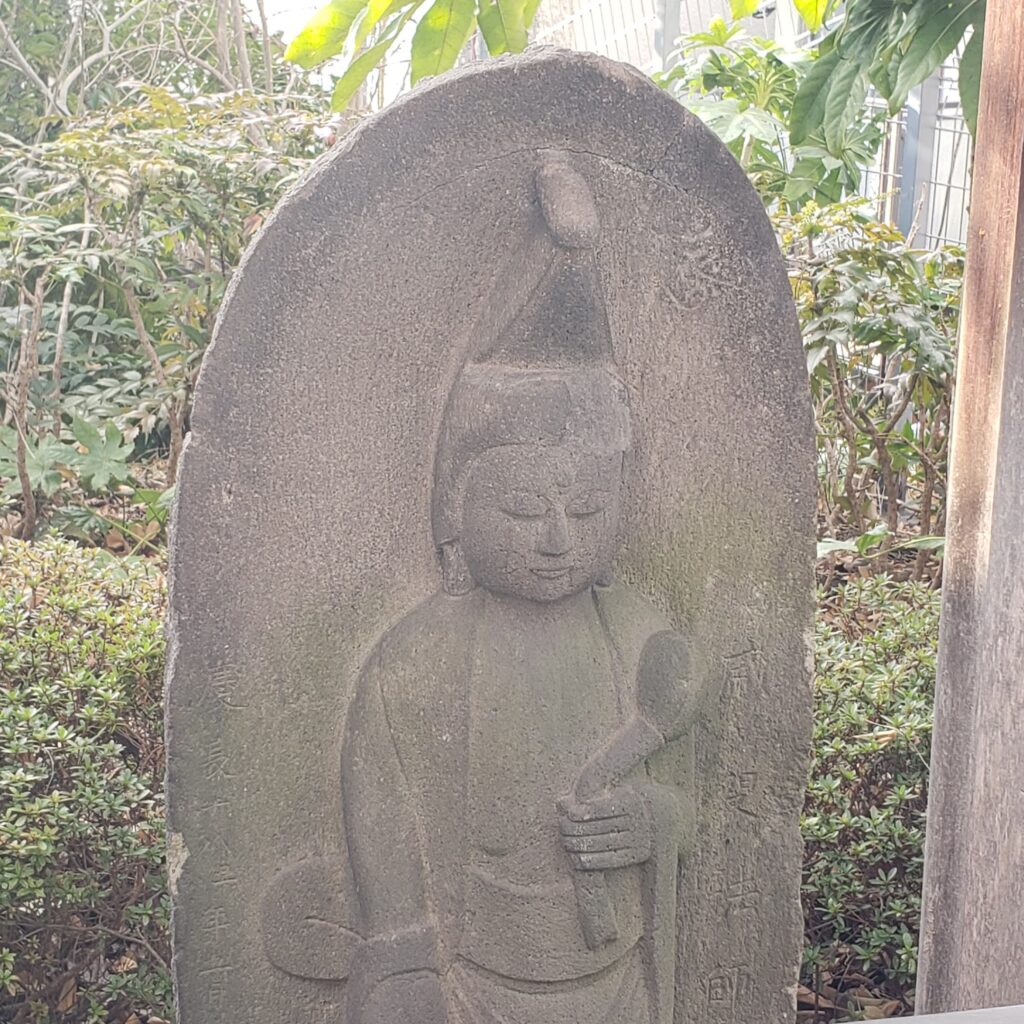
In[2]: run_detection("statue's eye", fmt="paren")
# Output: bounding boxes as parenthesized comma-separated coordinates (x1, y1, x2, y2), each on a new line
(501, 494, 547, 519)
(567, 493, 608, 517)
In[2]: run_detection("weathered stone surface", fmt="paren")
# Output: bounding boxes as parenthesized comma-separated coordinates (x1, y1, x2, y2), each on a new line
(912, 1010, 1024, 1024)
(167, 48, 815, 1024)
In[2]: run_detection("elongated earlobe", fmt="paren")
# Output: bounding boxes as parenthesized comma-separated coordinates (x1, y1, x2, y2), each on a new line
(440, 541, 474, 596)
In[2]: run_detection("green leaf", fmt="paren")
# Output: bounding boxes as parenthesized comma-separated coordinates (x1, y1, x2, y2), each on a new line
(958, 19, 984, 138)
(729, 0, 760, 19)
(823, 59, 869, 155)
(410, 0, 476, 83)
(792, 0, 831, 32)
(70, 418, 133, 493)
(783, 155, 827, 203)
(478, 0, 528, 55)
(790, 48, 841, 146)
(330, 6, 422, 111)
(891, 0, 981, 111)
(523, 0, 543, 29)
(355, 0, 418, 49)
(70, 416, 103, 452)
(285, 0, 370, 69)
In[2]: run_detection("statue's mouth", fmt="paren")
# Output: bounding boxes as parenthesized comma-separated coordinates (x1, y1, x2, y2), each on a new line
(530, 566, 572, 579)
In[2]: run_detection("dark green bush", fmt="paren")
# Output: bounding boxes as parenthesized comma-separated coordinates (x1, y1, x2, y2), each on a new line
(0, 539, 169, 1023)
(803, 575, 939, 1016)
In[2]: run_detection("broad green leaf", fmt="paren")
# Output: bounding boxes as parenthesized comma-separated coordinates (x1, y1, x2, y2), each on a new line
(792, 0, 831, 32)
(330, 6, 421, 111)
(523, 0, 543, 29)
(783, 155, 827, 203)
(285, 0, 369, 69)
(73, 419, 133, 493)
(958, 19, 983, 138)
(790, 48, 841, 146)
(823, 58, 869, 155)
(729, 0, 759, 19)
(478, 0, 528, 55)
(71, 416, 103, 452)
(838, 0, 898, 60)
(410, 0, 476, 83)
(891, 0, 981, 112)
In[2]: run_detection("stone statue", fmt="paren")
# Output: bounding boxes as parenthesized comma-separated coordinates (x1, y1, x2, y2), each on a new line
(341, 155, 704, 1024)
(166, 49, 815, 1024)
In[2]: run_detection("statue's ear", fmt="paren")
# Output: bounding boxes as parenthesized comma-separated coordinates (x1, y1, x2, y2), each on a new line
(440, 541, 473, 596)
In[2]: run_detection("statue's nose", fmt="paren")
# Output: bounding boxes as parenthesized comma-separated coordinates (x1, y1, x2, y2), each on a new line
(537, 509, 571, 556)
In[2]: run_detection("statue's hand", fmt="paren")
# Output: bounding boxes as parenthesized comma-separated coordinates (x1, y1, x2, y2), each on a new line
(558, 785, 656, 871)
(359, 970, 448, 1024)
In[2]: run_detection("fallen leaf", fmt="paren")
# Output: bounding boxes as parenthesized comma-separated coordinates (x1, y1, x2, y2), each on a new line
(105, 528, 128, 553)
(56, 977, 77, 1013)
(111, 954, 137, 974)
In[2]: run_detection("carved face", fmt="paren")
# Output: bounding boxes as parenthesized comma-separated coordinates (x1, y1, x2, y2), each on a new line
(460, 443, 623, 602)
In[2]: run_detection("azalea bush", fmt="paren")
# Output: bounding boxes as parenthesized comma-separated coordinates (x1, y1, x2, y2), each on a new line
(0, 539, 170, 1023)
(802, 574, 940, 1018)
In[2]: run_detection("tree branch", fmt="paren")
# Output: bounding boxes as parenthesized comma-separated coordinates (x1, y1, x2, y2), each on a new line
(0, 16, 65, 114)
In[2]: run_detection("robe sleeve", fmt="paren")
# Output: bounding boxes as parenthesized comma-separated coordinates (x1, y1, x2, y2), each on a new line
(341, 643, 439, 963)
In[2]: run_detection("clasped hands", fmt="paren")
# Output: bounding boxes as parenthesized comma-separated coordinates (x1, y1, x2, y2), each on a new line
(558, 784, 657, 872)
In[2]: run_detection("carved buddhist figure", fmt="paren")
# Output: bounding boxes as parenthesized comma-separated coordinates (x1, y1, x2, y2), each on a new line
(340, 156, 707, 1024)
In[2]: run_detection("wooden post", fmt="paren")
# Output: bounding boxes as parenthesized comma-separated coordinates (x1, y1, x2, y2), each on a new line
(917, 0, 1024, 1013)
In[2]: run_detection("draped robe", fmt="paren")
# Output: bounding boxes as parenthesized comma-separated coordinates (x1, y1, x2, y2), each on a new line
(341, 579, 693, 1024)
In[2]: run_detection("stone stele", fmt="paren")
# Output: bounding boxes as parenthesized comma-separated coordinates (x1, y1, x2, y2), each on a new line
(166, 47, 815, 1024)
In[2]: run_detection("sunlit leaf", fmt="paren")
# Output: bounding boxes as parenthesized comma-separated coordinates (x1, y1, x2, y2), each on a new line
(478, 0, 528, 55)
(285, 0, 369, 70)
(957, 19, 983, 138)
(729, 0, 760, 19)
(355, 0, 418, 49)
(792, 0, 831, 32)
(330, 5, 422, 110)
(410, 0, 476, 83)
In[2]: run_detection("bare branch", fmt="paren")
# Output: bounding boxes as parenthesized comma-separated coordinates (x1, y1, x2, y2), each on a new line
(0, 16, 65, 114)
(230, 0, 254, 90)
(14, 276, 47, 539)
(254, 0, 274, 94)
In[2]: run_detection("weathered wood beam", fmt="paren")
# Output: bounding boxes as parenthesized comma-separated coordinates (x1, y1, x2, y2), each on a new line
(917, 0, 1024, 1013)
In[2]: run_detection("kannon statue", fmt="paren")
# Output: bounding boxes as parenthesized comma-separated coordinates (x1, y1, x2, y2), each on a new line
(339, 155, 707, 1024)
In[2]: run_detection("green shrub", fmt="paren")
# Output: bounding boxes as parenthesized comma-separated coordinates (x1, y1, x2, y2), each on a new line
(804, 575, 939, 1015)
(0, 539, 169, 1023)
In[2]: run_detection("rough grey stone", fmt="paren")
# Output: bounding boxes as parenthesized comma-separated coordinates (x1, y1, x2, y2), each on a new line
(912, 1010, 1024, 1024)
(166, 47, 815, 1024)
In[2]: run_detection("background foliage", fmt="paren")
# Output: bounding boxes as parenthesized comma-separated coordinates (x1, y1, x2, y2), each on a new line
(803, 575, 938, 1020)
(1, 540, 167, 1024)
(1, 83, 324, 543)
(658, 21, 885, 210)
(779, 201, 961, 577)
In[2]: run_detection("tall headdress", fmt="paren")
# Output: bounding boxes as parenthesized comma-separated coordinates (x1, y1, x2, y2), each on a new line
(431, 153, 631, 592)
